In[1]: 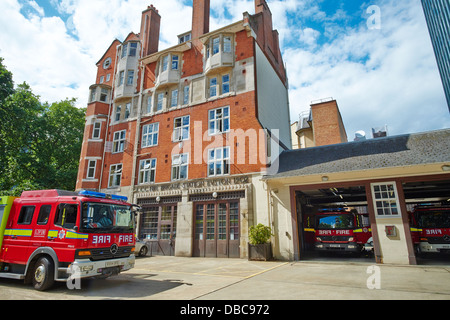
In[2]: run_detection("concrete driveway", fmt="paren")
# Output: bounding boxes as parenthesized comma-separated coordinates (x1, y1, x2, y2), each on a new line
(0, 255, 449, 300)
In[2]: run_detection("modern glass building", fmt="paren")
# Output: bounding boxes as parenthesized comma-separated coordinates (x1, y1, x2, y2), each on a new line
(421, 0, 450, 112)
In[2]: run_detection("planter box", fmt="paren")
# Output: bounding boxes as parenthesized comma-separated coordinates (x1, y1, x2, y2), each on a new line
(248, 243, 272, 261)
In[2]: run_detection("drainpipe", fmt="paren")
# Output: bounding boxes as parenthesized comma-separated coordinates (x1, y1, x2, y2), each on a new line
(98, 44, 120, 192)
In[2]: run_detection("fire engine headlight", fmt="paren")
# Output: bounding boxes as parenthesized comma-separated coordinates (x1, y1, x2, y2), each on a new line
(316, 237, 322, 242)
(80, 265, 94, 272)
(348, 237, 355, 242)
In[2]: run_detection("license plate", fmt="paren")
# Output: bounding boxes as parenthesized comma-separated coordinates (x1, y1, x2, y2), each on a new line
(330, 244, 341, 248)
(106, 261, 120, 267)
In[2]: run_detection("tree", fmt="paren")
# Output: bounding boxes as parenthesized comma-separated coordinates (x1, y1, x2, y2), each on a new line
(0, 58, 86, 195)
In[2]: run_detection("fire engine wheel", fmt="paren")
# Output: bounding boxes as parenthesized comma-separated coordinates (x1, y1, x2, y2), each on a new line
(32, 257, 55, 291)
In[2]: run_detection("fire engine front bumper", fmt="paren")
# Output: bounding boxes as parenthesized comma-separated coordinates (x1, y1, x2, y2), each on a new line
(69, 255, 135, 279)
(315, 243, 362, 252)
(418, 242, 450, 253)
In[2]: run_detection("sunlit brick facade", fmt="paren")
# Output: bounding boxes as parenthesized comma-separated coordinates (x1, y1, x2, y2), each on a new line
(76, 0, 291, 258)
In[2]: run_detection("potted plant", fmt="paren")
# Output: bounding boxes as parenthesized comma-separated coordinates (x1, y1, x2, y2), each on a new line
(248, 224, 273, 261)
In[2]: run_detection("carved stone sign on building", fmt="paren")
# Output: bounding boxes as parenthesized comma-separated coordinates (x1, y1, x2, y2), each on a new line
(135, 175, 251, 195)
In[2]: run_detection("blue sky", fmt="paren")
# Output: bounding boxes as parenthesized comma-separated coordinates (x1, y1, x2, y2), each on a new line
(0, 0, 449, 139)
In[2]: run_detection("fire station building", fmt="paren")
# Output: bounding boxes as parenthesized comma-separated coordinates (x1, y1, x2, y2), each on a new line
(76, 0, 291, 259)
(76, 0, 450, 265)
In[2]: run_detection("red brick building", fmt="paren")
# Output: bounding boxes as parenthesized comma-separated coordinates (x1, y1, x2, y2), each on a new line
(76, 0, 291, 258)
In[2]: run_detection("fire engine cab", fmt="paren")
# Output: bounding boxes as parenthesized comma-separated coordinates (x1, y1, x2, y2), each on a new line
(313, 208, 372, 253)
(410, 204, 450, 255)
(0, 189, 137, 290)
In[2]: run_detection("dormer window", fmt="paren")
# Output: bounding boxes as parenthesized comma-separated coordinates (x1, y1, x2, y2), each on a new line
(179, 32, 191, 44)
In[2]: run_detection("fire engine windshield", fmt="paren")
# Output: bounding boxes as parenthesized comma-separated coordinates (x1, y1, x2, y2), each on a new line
(416, 210, 450, 228)
(316, 214, 354, 229)
(81, 202, 134, 233)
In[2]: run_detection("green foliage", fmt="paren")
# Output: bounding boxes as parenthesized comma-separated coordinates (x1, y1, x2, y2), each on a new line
(249, 224, 273, 245)
(0, 57, 86, 196)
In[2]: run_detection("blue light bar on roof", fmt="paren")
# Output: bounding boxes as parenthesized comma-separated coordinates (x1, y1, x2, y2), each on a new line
(318, 208, 348, 212)
(111, 194, 128, 202)
(79, 190, 128, 202)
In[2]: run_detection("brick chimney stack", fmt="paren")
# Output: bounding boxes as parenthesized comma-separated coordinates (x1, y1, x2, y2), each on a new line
(191, 0, 210, 40)
(140, 5, 161, 57)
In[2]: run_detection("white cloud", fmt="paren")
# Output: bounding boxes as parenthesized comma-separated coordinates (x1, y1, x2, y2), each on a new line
(0, 0, 92, 105)
(0, 0, 448, 138)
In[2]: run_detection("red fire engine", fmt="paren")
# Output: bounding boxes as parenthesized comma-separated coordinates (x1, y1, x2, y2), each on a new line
(0, 190, 137, 290)
(312, 208, 372, 253)
(410, 204, 450, 255)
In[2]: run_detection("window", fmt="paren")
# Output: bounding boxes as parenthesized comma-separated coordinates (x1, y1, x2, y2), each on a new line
(106, 74, 111, 82)
(146, 95, 152, 114)
(92, 122, 101, 139)
(171, 89, 178, 108)
(171, 153, 188, 181)
(141, 207, 159, 239)
(100, 88, 108, 102)
(54, 204, 78, 229)
(223, 36, 232, 53)
(113, 130, 126, 153)
(124, 102, 131, 119)
(115, 105, 121, 121)
(179, 33, 191, 43)
(157, 92, 164, 111)
(119, 71, 125, 86)
(212, 37, 220, 55)
(172, 55, 179, 70)
(371, 182, 400, 216)
(87, 160, 96, 179)
(142, 122, 159, 147)
(210, 77, 217, 97)
(109, 164, 123, 187)
(183, 85, 190, 105)
(103, 57, 112, 69)
(127, 70, 134, 86)
(173, 115, 190, 141)
(18, 206, 35, 225)
(209, 106, 230, 134)
(222, 74, 230, 94)
(129, 42, 137, 56)
(162, 55, 168, 72)
(139, 158, 157, 184)
(121, 43, 128, 58)
(206, 35, 233, 57)
(90, 88, 96, 102)
(100, 76, 104, 84)
(209, 74, 231, 98)
(208, 146, 230, 176)
(37, 205, 52, 225)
